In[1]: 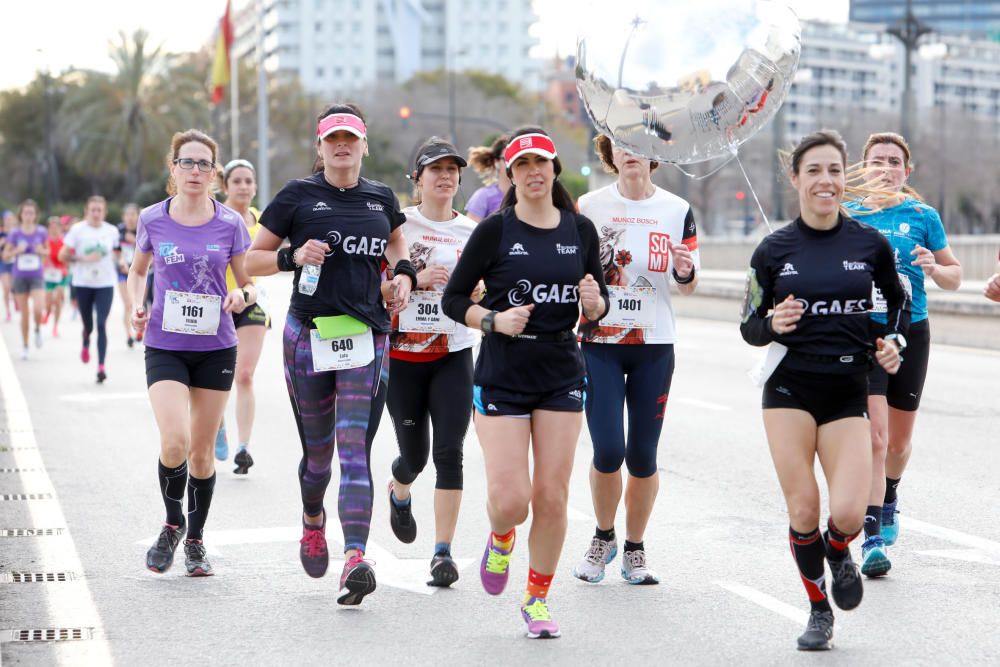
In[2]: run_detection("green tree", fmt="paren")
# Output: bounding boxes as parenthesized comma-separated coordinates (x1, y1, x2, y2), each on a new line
(58, 30, 210, 201)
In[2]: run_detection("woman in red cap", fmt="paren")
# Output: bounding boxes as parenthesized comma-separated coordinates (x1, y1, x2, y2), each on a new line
(443, 126, 608, 639)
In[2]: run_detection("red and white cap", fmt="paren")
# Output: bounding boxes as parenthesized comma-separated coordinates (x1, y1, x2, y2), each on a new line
(317, 113, 367, 140)
(503, 133, 557, 164)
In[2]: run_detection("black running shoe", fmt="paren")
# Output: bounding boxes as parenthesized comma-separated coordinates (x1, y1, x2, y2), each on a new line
(427, 551, 459, 587)
(146, 521, 185, 573)
(96, 370, 107, 384)
(797, 610, 834, 651)
(233, 448, 254, 475)
(337, 552, 376, 605)
(127, 337, 134, 348)
(828, 551, 863, 610)
(183, 539, 214, 577)
(387, 479, 417, 543)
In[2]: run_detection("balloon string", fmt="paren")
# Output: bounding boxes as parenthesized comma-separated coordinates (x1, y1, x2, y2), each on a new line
(669, 152, 738, 181)
(734, 152, 773, 233)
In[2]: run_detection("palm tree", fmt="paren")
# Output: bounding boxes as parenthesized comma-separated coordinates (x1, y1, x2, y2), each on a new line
(58, 30, 210, 201)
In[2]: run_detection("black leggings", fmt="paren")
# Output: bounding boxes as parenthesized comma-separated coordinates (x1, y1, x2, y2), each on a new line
(77, 286, 114, 365)
(387, 349, 473, 490)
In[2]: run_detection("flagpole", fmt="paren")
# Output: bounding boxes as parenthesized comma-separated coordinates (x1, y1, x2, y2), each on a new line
(231, 54, 239, 157)
(256, 0, 270, 208)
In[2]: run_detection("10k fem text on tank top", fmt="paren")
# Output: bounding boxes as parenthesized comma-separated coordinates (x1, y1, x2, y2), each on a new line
(577, 184, 700, 344)
(259, 173, 405, 333)
(442, 207, 609, 393)
(137, 199, 252, 351)
(740, 215, 910, 374)
(844, 198, 948, 325)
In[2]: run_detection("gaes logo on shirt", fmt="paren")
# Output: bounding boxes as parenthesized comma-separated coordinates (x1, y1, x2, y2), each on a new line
(793, 297, 870, 315)
(507, 279, 579, 306)
(322, 229, 387, 257)
(508, 243, 529, 256)
(158, 241, 185, 265)
(779, 262, 798, 277)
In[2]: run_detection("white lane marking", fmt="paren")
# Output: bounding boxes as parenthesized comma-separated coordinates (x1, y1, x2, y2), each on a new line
(134, 528, 473, 596)
(566, 506, 593, 522)
(904, 517, 1000, 554)
(0, 335, 111, 659)
(60, 391, 148, 403)
(715, 581, 808, 625)
(916, 549, 1000, 566)
(673, 397, 732, 412)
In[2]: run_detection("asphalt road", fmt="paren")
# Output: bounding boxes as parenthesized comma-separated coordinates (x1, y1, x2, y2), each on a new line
(1, 276, 999, 665)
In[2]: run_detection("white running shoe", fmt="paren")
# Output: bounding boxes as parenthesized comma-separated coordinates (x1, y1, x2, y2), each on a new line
(20, 346, 28, 360)
(621, 548, 660, 585)
(572, 536, 618, 583)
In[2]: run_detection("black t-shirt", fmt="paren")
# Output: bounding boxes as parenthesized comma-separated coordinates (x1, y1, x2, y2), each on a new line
(260, 173, 405, 332)
(442, 207, 609, 393)
(740, 215, 910, 374)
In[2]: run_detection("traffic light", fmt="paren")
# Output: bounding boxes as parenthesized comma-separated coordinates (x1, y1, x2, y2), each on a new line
(735, 190, 746, 201)
(399, 105, 411, 128)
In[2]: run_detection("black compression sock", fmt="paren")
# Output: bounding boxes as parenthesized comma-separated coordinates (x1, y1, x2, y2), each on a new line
(186, 473, 217, 541)
(863, 505, 882, 539)
(884, 477, 901, 504)
(624, 540, 644, 553)
(595, 526, 615, 542)
(789, 527, 832, 613)
(824, 518, 860, 561)
(158, 460, 187, 527)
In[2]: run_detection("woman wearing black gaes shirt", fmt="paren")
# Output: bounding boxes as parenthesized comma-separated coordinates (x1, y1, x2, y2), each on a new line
(740, 130, 909, 652)
(442, 127, 608, 640)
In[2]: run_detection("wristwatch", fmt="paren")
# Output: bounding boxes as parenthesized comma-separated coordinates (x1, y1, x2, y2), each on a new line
(884, 333, 907, 352)
(242, 288, 251, 304)
(481, 311, 498, 334)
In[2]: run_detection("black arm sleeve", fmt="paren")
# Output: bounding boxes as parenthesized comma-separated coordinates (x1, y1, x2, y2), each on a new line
(872, 234, 911, 337)
(739, 240, 777, 346)
(577, 214, 610, 320)
(442, 215, 503, 324)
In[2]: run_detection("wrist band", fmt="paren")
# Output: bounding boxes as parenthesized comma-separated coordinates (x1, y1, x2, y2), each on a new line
(672, 266, 695, 284)
(393, 259, 418, 290)
(277, 246, 297, 272)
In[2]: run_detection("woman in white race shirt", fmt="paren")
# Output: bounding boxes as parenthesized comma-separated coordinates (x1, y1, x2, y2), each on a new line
(59, 195, 121, 384)
(384, 138, 478, 587)
(573, 135, 699, 585)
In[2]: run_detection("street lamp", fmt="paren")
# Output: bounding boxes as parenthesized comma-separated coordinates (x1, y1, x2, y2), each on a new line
(886, 0, 932, 139)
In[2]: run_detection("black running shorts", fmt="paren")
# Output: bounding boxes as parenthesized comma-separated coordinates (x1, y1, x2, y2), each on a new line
(868, 319, 930, 412)
(763, 365, 869, 426)
(144, 346, 237, 391)
(473, 379, 587, 418)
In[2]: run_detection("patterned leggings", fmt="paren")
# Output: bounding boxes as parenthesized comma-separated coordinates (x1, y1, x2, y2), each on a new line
(283, 313, 389, 553)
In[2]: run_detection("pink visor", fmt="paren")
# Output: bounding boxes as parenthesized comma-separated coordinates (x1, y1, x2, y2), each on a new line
(504, 133, 557, 164)
(317, 113, 367, 140)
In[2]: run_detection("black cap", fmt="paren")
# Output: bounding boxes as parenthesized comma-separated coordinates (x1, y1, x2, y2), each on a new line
(415, 140, 468, 170)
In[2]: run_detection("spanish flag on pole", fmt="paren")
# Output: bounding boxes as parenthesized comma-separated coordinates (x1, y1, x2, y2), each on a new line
(211, 0, 234, 105)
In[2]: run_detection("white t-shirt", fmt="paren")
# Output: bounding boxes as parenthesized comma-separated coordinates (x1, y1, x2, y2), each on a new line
(63, 221, 120, 288)
(577, 184, 701, 344)
(391, 206, 478, 356)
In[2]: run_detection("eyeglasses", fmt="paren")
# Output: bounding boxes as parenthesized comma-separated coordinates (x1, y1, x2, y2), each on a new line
(173, 158, 216, 173)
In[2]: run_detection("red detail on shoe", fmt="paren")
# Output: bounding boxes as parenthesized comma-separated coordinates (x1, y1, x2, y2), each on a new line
(300, 527, 327, 558)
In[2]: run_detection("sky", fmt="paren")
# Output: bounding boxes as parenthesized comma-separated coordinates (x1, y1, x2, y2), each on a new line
(0, 1, 848, 91)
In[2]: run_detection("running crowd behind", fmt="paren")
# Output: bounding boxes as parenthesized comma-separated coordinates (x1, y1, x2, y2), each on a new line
(4, 110, 980, 648)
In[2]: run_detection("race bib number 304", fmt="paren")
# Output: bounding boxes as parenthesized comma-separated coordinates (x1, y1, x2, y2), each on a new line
(398, 291, 456, 333)
(603, 285, 658, 328)
(161, 291, 221, 335)
(310, 328, 375, 372)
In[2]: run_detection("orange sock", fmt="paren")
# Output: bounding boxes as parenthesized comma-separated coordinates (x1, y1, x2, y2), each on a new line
(491, 528, 515, 552)
(524, 567, 553, 602)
